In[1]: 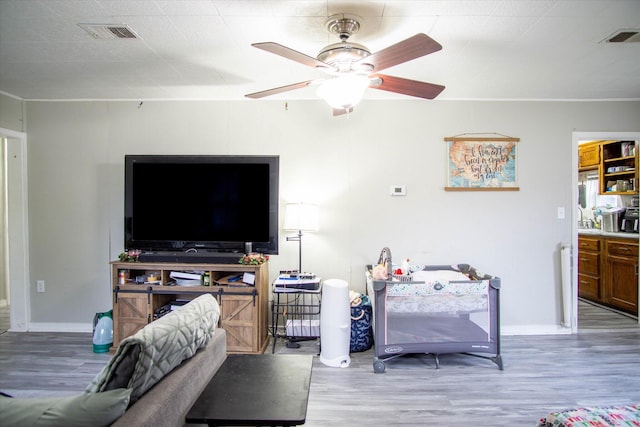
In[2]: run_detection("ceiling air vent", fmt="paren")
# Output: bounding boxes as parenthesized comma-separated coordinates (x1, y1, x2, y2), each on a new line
(78, 23, 141, 40)
(602, 29, 640, 43)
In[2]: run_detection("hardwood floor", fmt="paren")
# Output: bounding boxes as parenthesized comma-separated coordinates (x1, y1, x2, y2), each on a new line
(0, 304, 8, 334)
(1, 304, 639, 426)
(577, 298, 639, 332)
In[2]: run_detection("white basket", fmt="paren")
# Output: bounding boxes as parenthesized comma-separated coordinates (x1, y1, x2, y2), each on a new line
(286, 319, 320, 337)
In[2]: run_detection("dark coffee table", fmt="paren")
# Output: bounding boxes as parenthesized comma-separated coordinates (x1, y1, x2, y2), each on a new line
(186, 354, 313, 426)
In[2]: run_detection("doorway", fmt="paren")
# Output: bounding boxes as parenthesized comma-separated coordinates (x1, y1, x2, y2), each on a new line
(0, 128, 29, 332)
(1, 137, 7, 313)
(572, 131, 640, 333)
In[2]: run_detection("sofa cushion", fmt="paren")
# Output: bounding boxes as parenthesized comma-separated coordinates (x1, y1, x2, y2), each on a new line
(86, 293, 220, 403)
(0, 388, 131, 427)
(111, 329, 227, 427)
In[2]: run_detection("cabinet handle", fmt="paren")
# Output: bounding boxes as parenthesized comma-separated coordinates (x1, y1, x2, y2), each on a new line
(579, 258, 589, 262)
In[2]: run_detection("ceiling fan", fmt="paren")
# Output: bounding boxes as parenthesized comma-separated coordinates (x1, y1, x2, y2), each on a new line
(245, 14, 445, 115)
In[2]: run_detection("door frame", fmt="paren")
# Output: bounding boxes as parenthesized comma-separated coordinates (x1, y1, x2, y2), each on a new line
(1, 127, 29, 331)
(572, 131, 640, 334)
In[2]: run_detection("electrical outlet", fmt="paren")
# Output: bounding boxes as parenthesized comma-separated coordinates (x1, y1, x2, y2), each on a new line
(37, 280, 45, 293)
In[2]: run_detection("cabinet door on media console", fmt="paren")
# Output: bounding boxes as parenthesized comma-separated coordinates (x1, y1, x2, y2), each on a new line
(112, 293, 148, 346)
(219, 293, 257, 353)
(112, 290, 173, 348)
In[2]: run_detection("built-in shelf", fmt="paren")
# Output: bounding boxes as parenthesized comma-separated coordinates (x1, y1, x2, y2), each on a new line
(599, 140, 638, 195)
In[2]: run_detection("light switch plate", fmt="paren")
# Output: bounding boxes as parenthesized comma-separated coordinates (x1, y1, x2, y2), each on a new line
(557, 207, 565, 219)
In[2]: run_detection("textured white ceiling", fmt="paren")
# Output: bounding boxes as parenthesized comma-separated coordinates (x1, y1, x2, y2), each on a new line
(0, 0, 639, 101)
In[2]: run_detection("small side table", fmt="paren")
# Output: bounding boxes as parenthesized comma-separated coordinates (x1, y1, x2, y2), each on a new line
(271, 280, 321, 353)
(186, 354, 313, 427)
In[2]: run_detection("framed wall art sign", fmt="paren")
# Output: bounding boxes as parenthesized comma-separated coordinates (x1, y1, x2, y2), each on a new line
(444, 135, 520, 191)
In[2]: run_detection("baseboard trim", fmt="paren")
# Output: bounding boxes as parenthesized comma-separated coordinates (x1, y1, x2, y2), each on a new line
(502, 324, 572, 336)
(27, 322, 93, 333)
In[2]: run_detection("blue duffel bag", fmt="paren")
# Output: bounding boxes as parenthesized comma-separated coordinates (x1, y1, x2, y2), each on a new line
(350, 294, 373, 352)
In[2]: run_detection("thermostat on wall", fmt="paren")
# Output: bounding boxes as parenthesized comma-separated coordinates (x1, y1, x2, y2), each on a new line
(390, 185, 407, 196)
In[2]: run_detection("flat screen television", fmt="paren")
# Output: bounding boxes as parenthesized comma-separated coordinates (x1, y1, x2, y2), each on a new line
(124, 155, 279, 258)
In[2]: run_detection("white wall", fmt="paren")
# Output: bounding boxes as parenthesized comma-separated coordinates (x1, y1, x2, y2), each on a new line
(0, 93, 24, 132)
(24, 99, 640, 332)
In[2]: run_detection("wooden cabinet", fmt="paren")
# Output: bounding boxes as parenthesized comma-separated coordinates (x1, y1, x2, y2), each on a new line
(578, 235, 639, 316)
(577, 236, 601, 301)
(599, 140, 638, 195)
(111, 261, 269, 354)
(604, 239, 639, 315)
(578, 141, 600, 170)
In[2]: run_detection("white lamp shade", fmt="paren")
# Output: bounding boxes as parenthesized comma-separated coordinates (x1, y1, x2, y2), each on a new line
(283, 203, 319, 232)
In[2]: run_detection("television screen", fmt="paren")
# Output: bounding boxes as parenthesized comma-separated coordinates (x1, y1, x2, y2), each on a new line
(125, 155, 279, 255)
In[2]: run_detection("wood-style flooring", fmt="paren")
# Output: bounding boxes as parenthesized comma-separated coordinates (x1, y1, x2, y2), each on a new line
(0, 303, 638, 426)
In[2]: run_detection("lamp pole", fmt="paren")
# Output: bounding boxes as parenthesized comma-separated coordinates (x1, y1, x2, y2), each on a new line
(286, 229, 304, 273)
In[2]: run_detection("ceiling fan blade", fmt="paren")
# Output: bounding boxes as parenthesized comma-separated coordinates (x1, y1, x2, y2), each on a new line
(370, 74, 445, 99)
(252, 42, 333, 70)
(245, 80, 316, 99)
(358, 33, 442, 72)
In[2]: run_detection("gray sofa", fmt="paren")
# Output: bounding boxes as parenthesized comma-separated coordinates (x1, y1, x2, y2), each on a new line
(96, 293, 227, 427)
(112, 328, 227, 427)
(1, 295, 227, 427)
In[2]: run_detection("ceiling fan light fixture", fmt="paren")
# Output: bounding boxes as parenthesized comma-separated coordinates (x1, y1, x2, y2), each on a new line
(325, 14, 361, 40)
(317, 42, 371, 72)
(316, 75, 370, 110)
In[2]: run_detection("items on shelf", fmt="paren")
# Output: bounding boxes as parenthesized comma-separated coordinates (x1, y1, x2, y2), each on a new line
(170, 271, 204, 286)
(273, 274, 321, 291)
(600, 140, 638, 195)
(214, 273, 256, 287)
(153, 299, 190, 319)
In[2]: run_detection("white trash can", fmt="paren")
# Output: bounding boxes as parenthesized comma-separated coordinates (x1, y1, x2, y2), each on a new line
(320, 279, 351, 368)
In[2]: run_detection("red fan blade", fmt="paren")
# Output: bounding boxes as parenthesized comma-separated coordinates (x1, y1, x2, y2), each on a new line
(245, 80, 316, 99)
(252, 42, 334, 70)
(370, 74, 445, 99)
(358, 33, 442, 72)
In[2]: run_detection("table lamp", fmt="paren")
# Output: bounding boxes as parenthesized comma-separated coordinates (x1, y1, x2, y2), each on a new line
(283, 203, 319, 274)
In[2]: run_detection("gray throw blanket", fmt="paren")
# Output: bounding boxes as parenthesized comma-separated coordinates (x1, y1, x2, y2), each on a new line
(86, 294, 220, 403)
